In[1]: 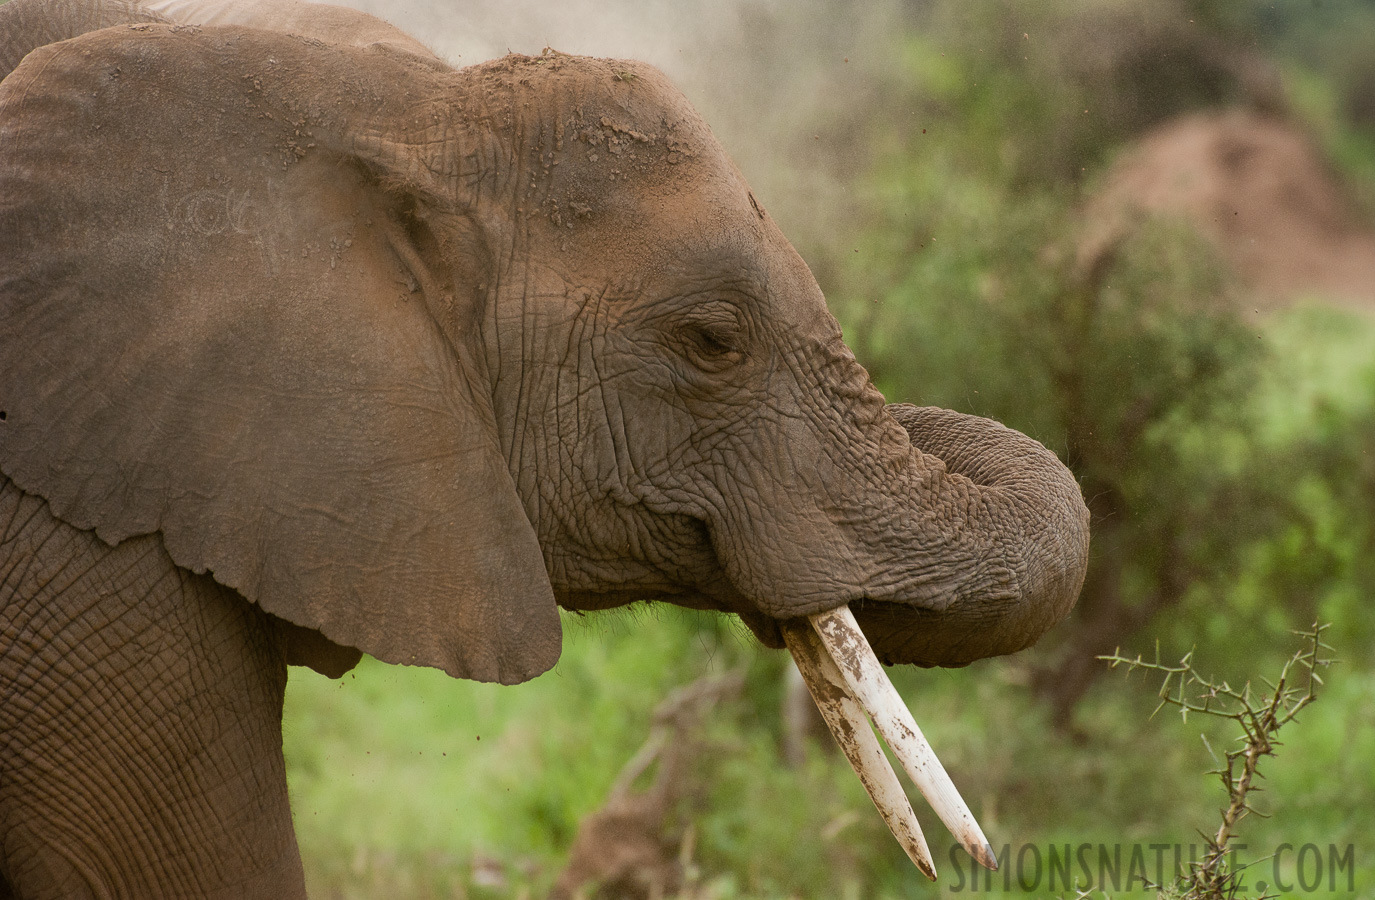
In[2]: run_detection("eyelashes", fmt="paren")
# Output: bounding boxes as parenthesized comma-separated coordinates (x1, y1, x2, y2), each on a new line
(679, 309, 747, 371)
(690, 322, 739, 357)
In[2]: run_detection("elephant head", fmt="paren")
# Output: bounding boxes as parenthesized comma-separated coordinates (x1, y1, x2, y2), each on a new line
(0, 0, 1089, 875)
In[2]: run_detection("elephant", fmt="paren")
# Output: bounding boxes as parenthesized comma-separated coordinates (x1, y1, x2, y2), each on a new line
(0, 0, 1091, 896)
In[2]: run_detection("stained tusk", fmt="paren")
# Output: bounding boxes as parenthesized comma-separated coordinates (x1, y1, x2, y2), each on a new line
(781, 620, 937, 880)
(808, 606, 1000, 871)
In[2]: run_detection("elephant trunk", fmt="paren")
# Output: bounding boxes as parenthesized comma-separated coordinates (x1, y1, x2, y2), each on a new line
(774, 404, 1088, 875)
(852, 403, 1090, 668)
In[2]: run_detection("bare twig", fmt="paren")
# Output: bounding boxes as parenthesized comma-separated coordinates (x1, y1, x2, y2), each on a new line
(1100, 622, 1334, 900)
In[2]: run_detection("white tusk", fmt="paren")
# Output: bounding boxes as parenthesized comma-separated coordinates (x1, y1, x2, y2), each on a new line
(808, 606, 1000, 871)
(781, 620, 937, 880)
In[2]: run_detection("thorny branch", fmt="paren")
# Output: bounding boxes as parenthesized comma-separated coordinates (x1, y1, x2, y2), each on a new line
(1099, 622, 1334, 900)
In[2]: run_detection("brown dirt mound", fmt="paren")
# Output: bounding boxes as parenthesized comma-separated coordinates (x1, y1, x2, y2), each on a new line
(549, 672, 743, 900)
(1079, 109, 1375, 311)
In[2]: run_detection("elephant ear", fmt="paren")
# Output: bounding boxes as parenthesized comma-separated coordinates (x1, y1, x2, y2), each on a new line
(0, 25, 560, 684)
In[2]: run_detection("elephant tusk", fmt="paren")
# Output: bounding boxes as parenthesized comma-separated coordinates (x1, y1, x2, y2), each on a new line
(780, 620, 937, 880)
(807, 606, 1000, 872)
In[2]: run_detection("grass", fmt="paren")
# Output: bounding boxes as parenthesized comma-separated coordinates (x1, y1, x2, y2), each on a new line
(284, 609, 1375, 898)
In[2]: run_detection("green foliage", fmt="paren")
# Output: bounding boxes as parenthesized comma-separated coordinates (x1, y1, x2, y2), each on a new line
(827, 0, 1375, 724)
(285, 610, 893, 899)
(283, 608, 754, 897)
(876, 0, 1275, 192)
(1155, 306, 1375, 672)
(1283, 65, 1375, 219)
(285, 617, 1375, 898)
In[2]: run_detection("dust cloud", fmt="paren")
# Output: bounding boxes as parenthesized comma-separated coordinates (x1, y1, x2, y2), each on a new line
(336, 0, 906, 261)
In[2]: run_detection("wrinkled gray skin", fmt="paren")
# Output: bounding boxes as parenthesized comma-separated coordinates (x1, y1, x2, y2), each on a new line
(0, 0, 1090, 896)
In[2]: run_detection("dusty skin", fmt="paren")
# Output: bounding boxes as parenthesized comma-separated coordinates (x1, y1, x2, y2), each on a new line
(0, 1, 1089, 896)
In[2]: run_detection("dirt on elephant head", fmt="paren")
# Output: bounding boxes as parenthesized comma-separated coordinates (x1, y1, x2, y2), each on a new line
(1078, 109, 1375, 312)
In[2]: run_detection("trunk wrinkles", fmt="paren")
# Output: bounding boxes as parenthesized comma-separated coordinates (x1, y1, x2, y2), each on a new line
(846, 404, 1090, 667)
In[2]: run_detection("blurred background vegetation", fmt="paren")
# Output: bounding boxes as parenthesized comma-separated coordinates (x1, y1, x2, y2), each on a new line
(286, 0, 1375, 896)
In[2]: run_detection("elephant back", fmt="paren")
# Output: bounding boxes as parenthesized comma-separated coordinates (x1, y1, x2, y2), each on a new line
(0, 0, 167, 81)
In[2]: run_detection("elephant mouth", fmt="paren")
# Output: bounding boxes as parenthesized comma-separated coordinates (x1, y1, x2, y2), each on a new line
(782, 606, 999, 880)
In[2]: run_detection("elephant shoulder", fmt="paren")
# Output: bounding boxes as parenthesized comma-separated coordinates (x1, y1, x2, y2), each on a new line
(0, 475, 209, 639)
(0, 476, 360, 679)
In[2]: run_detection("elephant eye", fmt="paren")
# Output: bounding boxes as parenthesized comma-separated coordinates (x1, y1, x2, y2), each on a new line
(682, 320, 744, 371)
(693, 324, 736, 356)
(672, 298, 748, 373)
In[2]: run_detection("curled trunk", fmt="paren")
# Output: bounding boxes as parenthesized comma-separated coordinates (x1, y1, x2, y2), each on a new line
(851, 404, 1090, 668)
(775, 406, 1088, 876)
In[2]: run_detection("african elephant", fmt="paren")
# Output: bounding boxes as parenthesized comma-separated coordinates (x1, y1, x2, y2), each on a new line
(0, 0, 1090, 896)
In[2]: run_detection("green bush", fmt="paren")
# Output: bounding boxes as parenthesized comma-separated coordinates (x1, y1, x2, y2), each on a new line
(825, 0, 1375, 725)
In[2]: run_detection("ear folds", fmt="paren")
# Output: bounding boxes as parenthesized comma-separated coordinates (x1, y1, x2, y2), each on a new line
(0, 25, 560, 683)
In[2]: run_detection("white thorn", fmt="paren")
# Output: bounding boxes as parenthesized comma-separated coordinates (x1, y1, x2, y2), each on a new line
(808, 606, 999, 871)
(782, 620, 937, 880)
